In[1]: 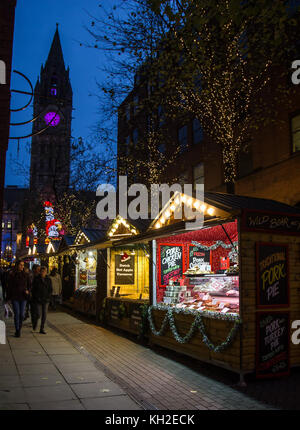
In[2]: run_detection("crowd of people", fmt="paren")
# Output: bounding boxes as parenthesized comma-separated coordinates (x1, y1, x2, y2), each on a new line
(0, 262, 62, 338)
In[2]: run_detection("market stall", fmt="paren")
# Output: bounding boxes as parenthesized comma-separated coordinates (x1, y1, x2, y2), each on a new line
(115, 192, 300, 379)
(72, 229, 105, 316)
(102, 216, 151, 335)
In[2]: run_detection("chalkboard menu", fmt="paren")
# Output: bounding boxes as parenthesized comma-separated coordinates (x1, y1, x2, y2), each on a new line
(115, 254, 135, 285)
(188, 245, 210, 268)
(129, 303, 143, 333)
(243, 210, 300, 235)
(256, 313, 290, 379)
(159, 244, 184, 286)
(256, 243, 289, 307)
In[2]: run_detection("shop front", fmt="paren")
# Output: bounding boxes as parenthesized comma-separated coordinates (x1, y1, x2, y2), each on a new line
(114, 192, 300, 380)
(71, 229, 104, 317)
(101, 216, 151, 335)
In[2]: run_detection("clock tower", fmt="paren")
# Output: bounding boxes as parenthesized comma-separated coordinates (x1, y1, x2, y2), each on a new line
(30, 25, 73, 195)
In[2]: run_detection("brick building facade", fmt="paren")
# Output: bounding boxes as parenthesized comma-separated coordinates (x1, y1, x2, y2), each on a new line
(0, 0, 17, 257)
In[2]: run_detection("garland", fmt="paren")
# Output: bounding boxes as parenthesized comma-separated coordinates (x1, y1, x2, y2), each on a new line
(191, 240, 238, 251)
(148, 305, 241, 352)
(138, 303, 150, 340)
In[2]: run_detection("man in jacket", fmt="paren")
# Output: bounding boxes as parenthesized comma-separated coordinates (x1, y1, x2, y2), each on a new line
(6, 261, 31, 337)
(31, 266, 52, 334)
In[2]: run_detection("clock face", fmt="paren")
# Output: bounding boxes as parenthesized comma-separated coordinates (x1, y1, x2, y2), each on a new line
(44, 111, 61, 127)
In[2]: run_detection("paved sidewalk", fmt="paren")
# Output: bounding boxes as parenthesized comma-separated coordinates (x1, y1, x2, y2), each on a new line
(46, 311, 274, 410)
(0, 314, 142, 410)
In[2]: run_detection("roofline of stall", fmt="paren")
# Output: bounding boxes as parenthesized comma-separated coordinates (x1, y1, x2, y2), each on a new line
(112, 215, 239, 247)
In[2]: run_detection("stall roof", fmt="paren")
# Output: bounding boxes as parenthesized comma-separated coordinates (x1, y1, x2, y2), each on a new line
(74, 228, 106, 246)
(64, 236, 75, 247)
(204, 192, 300, 214)
(113, 192, 300, 246)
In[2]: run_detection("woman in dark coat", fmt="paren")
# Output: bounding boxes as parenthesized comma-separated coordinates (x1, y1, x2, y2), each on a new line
(31, 266, 52, 334)
(6, 260, 31, 337)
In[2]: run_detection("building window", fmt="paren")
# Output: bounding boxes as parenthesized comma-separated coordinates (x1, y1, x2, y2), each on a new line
(132, 129, 139, 147)
(50, 88, 57, 96)
(178, 125, 188, 153)
(193, 163, 204, 191)
(192, 118, 203, 144)
(292, 114, 300, 153)
(7, 221, 12, 229)
(2, 222, 5, 229)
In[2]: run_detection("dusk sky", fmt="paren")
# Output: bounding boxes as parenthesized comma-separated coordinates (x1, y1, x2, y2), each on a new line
(6, 0, 116, 187)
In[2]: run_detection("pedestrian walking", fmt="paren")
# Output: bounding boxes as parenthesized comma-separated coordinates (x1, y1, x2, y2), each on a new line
(31, 266, 52, 334)
(29, 264, 40, 328)
(23, 264, 32, 321)
(6, 260, 31, 338)
(49, 267, 62, 311)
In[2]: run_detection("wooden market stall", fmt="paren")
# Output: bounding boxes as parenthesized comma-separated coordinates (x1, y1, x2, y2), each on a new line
(113, 192, 300, 380)
(101, 216, 152, 335)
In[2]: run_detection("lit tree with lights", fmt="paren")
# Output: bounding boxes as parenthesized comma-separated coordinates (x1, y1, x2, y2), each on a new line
(88, 0, 300, 188)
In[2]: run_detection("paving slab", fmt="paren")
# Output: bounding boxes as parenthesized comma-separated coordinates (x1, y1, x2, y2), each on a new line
(62, 371, 110, 385)
(0, 365, 19, 376)
(81, 395, 142, 410)
(29, 399, 85, 410)
(70, 381, 125, 399)
(0, 403, 30, 410)
(55, 362, 99, 375)
(17, 363, 62, 376)
(50, 354, 91, 365)
(45, 347, 80, 355)
(24, 385, 77, 403)
(13, 355, 52, 365)
(0, 376, 22, 389)
(0, 388, 26, 404)
(20, 374, 67, 388)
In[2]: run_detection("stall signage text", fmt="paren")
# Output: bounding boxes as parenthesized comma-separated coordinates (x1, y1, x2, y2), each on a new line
(115, 254, 135, 285)
(256, 313, 290, 379)
(188, 245, 210, 268)
(256, 243, 289, 307)
(243, 210, 300, 234)
(160, 244, 184, 286)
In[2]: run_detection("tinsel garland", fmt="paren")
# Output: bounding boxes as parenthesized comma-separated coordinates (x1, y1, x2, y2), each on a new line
(191, 240, 238, 251)
(148, 304, 241, 352)
(138, 303, 150, 340)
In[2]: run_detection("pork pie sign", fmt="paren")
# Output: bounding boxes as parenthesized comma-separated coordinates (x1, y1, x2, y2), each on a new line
(256, 243, 289, 308)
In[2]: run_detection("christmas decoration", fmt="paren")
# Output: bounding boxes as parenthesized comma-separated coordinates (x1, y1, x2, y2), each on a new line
(147, 304, 241, 351)
(191, 240, 238, 251)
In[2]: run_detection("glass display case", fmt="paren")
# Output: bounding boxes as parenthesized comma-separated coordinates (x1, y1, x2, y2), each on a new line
(162, 274, 240, 315)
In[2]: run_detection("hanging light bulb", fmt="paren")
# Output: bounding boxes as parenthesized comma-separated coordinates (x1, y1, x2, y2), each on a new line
(207, 207, 215, 216)
(165, 210, 171, 218)
(201, 204, 207, 212)
(170, 204, 176, 212)
(156, 222, 161, 229)
(187, 198, 193, 206)
(182, 195, 187, 203)
(194, 201, 200, 209)
(175, 196, 180, 205)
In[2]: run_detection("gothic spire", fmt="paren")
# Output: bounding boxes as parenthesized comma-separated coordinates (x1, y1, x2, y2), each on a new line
(45, 25, 65, 70)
